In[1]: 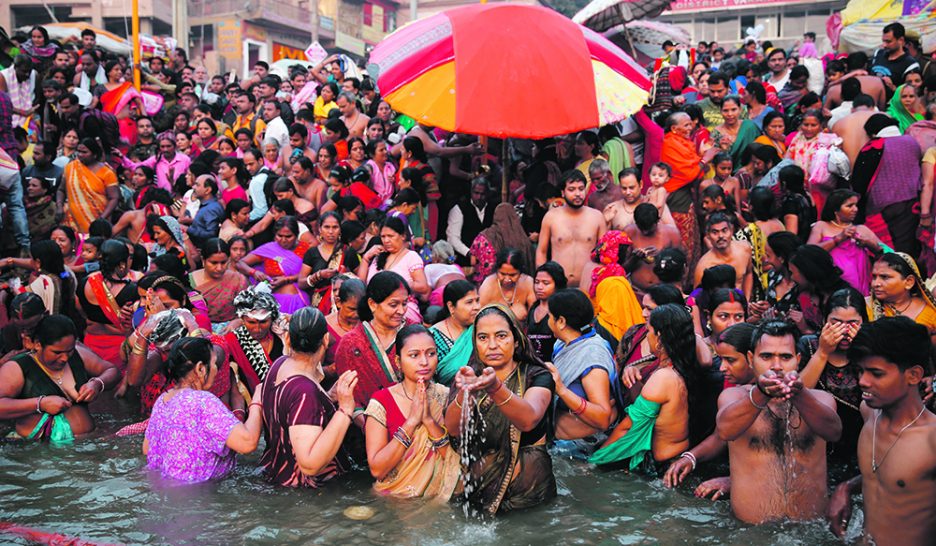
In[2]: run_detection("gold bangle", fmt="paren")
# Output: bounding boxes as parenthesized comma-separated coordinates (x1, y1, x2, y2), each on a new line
(427, 425, 448, 442)
(454, 396, 463, 409)
(495, 390, 513, 407)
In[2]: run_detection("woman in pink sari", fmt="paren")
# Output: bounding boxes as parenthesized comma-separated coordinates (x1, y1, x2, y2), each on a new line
(98, 61, 145, 145)
(236, 216, 311, 314)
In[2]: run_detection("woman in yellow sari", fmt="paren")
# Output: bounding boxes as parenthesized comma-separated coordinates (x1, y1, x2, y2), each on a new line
(60, 138, 120, 233)
(314, 82, 339, 123)
(868, 252, 936, 343)
(364, 324, 461, 500)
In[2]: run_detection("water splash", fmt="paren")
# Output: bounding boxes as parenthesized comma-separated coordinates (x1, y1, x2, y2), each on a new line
(457, 385, 487, 519)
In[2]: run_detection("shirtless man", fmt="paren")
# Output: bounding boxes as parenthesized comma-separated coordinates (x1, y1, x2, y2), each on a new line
(604, 168, 675, 230)
(112, 189, 173, 243)
(585, 159, 623, 213)
(717, 320, 842, 524)
(695, 212, 753, 294)
(832, 94, 876, 173)
(336, 92, 369, 139)
(536, 170, 607, 288)
(290, 156, 327, 210)
(623, 204, 682, 296)
(824, 52, 887, 111)
(828, 317, 936, 546)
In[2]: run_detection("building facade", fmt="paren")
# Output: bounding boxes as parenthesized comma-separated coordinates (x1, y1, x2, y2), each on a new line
(658, 0, 848, 49)
(1, 0, 173, 36)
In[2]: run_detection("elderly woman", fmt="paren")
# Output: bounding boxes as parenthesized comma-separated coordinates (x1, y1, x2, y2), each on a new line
(223, 287, 287, 406)
(237, 216, 311, 313)
(445, 304, 557, 515)
(364, 324, 461, 499)
(660, 112, 720, 265)
(148, 215, 189, 270)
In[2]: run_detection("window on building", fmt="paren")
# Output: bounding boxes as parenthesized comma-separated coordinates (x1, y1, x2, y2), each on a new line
(740, 15, 755, 41)
(697, 17, 717, 43)
(805, 10, 830, 36)
(782, 11, 806, 39)
(385, 10, 396, 33)
(716, 17, 738, 43)
(364, 3, 373, 26)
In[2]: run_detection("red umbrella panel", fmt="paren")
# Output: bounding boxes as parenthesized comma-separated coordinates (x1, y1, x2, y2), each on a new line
(368, 4, 651, 139)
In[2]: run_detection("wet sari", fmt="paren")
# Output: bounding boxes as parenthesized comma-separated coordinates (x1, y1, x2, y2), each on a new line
(430, 325, 474, 386)
(198, 269, 249, 328)
(250, 241, 312, 313)
(364, 383, 461, 499)
(101, 82, 143, 143)
(334, 322, 400, 414)
(453, 362, 557, 515)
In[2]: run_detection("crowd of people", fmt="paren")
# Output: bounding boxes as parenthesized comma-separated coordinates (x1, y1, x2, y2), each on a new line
(0, 20, 934, 545)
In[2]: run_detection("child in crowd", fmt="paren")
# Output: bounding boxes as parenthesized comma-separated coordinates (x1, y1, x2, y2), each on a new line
(646, 162, 671, 218)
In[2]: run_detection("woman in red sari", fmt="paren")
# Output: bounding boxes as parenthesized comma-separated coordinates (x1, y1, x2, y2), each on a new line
(334, 271, 410, 422)
(98, 60, 145, 145)
(77, 240, 139, 372)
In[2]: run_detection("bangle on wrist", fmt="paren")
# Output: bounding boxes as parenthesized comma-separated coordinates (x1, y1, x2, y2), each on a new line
(679, 451, 697, 471)
(749, 386, 768, 410)
(571, 396, 587, 415)
(90, 377, 106, 391)
(495, 389, 513, 407)
(36, 395, 45, 414)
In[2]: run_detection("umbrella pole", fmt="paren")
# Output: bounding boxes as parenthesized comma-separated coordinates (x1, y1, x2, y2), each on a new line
(501, 139, 509, 204)
(132, 0, 141, 90)
(624, 26, 638, 60)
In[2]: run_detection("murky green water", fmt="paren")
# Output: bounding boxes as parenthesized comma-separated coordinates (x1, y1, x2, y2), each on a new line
(0, 405, 856, 545)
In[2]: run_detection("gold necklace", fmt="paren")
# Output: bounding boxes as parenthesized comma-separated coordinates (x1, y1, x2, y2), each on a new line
(872, 406, 927, 472)
(497, 280, 516, 306)
(830, 220, 852, 230)
(31, 352, 65, 386)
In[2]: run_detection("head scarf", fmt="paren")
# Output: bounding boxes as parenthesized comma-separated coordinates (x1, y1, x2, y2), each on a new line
(886, 85, 923, 134)
(478, 203, 534, 273)
(589, 230, 633, 299)
(668, 66, 687, 93)
(233, 286, 281, 322)
(869, 252, 936, 321)
(157, 215, 184, 248)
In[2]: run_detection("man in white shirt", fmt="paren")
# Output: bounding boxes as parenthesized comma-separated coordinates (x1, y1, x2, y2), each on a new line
(766, 48, 791, 91)
(446, 179, 493, 266)
(261, 99, 289, 149)
(242, 148, 271, 222)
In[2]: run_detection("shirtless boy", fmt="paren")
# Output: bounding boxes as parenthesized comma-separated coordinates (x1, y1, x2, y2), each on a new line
(828, 317, 936, 546)
(716, 320, 842, 524)
(536, 170, 607, 287)
(604, 168, 675, 230)
(695, 212, 752, 294)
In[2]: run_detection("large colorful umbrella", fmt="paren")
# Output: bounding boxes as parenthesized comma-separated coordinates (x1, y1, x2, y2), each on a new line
(368, 3, 651, 140)
(573, 0, 675, 34)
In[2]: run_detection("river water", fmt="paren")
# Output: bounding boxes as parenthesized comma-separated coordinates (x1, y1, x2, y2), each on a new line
(0, 407, 855, 545)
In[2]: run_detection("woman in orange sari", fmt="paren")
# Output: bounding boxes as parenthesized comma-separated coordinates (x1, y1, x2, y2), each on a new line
(77, 240, 138, 372)
(98, 60, 145, 144)
(61, 138, 120, 233)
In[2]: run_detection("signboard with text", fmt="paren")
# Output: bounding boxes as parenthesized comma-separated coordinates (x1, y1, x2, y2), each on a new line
(667, 0, 813, 12)
(273, 43, 306, 61)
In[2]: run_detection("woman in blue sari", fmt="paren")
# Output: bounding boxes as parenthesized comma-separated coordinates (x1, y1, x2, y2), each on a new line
(429, 279, 480, 385)
(542, 289, 616, 456)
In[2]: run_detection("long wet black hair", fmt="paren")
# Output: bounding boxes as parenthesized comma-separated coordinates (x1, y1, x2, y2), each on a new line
(649, 304, 708, 444)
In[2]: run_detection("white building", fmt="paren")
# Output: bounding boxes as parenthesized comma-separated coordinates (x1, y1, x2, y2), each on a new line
(658, 0, 848, 50)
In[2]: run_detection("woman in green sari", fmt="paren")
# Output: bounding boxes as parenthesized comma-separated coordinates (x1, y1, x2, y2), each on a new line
(712, 95, 761, 170)
(445, 304, 557, 515)
(886, 84, 924, 134)
(429, 280, 481, 385)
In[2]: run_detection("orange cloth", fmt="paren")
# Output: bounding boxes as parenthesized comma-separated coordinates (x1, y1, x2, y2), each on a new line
(63, 161, 118, 233)
(660, 132, 702, 193)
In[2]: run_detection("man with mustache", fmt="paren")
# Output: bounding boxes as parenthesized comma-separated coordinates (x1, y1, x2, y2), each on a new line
(694, 212, 753, 296)
(828, 317, 936, 546)
(717, 320, 841, 524)
(535, 170, 606, 288)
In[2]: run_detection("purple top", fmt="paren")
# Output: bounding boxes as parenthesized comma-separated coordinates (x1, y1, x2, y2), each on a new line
(145, 389, 240, 483)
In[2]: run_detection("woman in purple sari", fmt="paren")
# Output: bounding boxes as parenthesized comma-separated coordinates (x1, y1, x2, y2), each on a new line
(236, 216, 311, 313)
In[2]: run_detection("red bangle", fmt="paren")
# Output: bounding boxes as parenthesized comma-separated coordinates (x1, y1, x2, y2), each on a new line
(572, 397, 587, 416)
